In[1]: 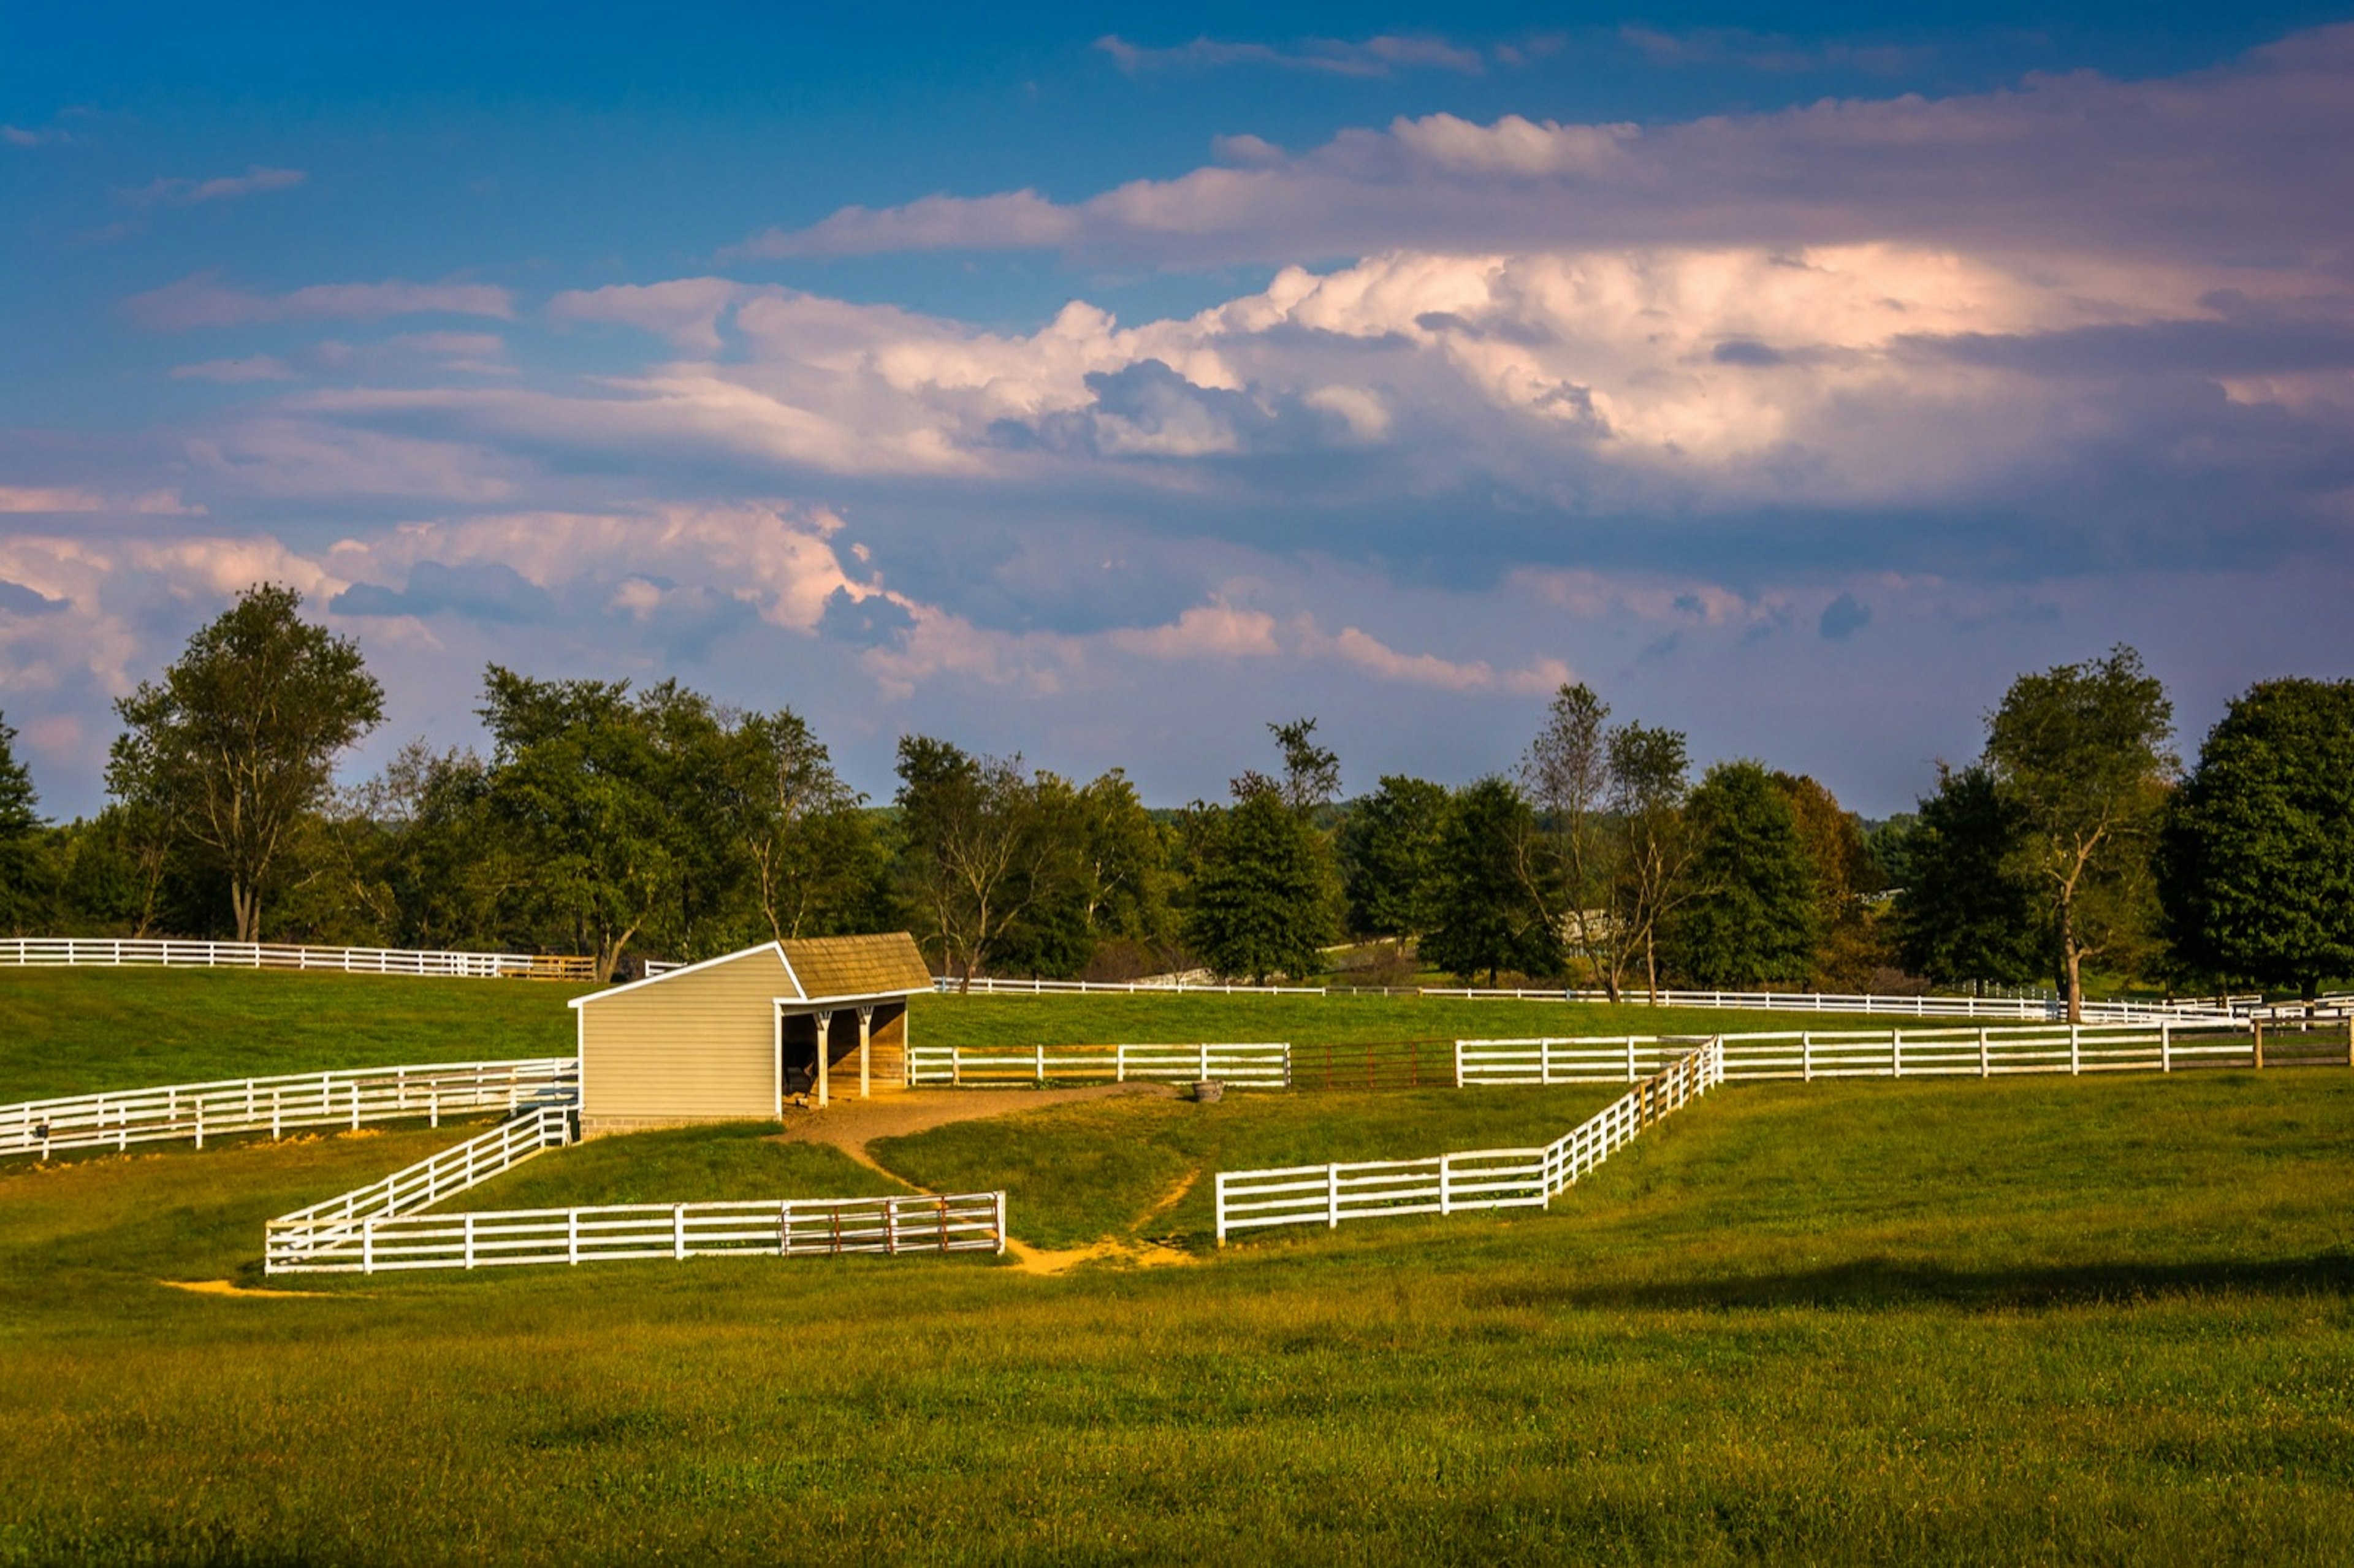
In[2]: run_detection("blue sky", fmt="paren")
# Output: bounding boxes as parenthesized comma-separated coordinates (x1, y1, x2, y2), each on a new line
(4, 1, 2352, 816)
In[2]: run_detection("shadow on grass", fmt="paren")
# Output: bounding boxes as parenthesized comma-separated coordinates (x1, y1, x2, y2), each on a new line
(1480, 1251, 2354, 1311)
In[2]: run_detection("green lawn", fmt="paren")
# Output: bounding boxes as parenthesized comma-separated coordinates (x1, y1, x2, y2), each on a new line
(464, 1122, 909, 1209)
(0, 969, 1897, 1106)
(2, 1064, 2350, 1563)
(876, 1086, 1625, 1249)
(0, 967, 593, 1101)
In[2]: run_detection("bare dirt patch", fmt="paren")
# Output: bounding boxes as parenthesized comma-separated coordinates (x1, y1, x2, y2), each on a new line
(161, 1279, 345, 1300)
(766, 1083, 1177, 1182)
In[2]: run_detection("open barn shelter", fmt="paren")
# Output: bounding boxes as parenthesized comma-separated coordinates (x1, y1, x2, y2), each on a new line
(570, 933, 934, 1136)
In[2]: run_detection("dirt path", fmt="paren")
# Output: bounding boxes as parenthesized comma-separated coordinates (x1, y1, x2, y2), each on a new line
(767, 1083, 1177, 1181)
(769, 1084, 1200, 1275)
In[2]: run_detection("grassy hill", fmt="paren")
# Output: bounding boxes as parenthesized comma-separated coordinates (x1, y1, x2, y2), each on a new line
(0, 967, 1902, 1104)
(1, 1067, 2348, 1562)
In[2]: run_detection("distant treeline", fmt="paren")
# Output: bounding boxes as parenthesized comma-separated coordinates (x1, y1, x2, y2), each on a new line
(1, 585, 2350, 1020)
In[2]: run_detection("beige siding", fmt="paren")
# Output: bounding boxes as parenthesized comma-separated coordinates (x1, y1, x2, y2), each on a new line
(580, 947, 789, 1122)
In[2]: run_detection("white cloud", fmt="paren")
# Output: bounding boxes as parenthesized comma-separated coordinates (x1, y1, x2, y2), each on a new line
(125, 275, 516, 331)
(129, 166, 306, 206)
(739, 28, 2354, 268)
(171, 355, 300, 383)
(1094, 32, 1485, 77)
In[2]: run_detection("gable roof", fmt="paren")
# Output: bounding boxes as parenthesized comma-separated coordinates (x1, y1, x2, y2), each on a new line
(568, 931, 932, 1009)
(779, 932, 933, 1001)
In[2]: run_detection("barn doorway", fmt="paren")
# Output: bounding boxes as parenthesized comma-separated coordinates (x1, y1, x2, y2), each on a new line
(780, 1012, 825, 1097)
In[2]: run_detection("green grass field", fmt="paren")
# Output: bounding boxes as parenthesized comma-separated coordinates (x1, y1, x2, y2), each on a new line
(0, 967, 1897, 1103)
(3, 971, 2350, 1562)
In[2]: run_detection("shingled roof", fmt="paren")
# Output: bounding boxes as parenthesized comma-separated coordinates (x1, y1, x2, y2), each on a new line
(779, 932, 933, 1000)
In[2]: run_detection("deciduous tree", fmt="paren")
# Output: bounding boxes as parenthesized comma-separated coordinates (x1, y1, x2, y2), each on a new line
(1420, 777, 1562, 985)
(2160, 677, 2354, 1000)
(1337, 774, 1448, 947)
(1181, 777, 1339, 983)
(1669, 761, 1818, 988)
(106, 585, 384, 941)
(1894, 764, 2045, 991)
(1984, 645, 2174, 1021)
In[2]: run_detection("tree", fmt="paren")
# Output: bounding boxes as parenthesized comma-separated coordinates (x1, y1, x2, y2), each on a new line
(1668, 762, 1818, 988)
(1420, 777, 1563, 985)
(1521, 683, 1615, 988)
(107, 584, 384, 941)
(1773, 772, 1887, 988)
(1983, 645, 2174, 1021)
(2159, 678, 2354, 1000)
(1608, 720, 1700, 1003)
(1070, 769, 1173, 954)
(1267, 717, 1341, 815)
(1894, 764, 2045, 991)
(0, 711, 44, 931)
(477, 669, 712, 981)
(1182, 778, 1339, 983)
(1337, 774, 1449, 946)
(894, 737, 1054, 987)
(712, 708, 873, 943)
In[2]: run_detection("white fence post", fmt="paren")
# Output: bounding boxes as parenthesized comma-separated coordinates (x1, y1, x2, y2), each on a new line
(2161, 1021, 2172, 1073)
(1215, 1172, 1229, 1245)
(1802, 1032, 1813, 1083)
(674, 1203, 686, 1261)
(2070, 1024, 2081, 1076)
(1978, 1027, 1990, 1078)
(1327, 1163, 1341, 1228)
(1892, 1030, 1903, 1078)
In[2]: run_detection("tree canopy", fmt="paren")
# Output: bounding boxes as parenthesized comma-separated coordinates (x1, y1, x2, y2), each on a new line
(105, 584, 384, 942)
(1983, 644, 2173, 1020)
(2160, 678, 2354, 999)
(1668, 761, 1818, 988)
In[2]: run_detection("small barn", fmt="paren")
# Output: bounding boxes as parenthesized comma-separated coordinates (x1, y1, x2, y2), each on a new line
(570, 933, 934, 1136)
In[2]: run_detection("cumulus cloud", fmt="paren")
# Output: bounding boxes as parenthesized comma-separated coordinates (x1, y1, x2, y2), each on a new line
(742, 27, 2354, 268)
(125, 274, 516, 331)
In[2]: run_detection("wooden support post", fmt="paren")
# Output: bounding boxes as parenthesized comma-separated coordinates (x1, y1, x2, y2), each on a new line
(2254, 1019, 2265, 1071)
(815, 1011, 832, 1107)
(857, 1007, 872, 1100)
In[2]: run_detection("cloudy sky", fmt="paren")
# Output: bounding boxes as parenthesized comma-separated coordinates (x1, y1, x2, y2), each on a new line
(3, 2, 2350, 818)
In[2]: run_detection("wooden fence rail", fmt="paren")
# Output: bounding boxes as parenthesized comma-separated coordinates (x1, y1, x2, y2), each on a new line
(1452, 1017, 2354, 1087)
(270, 1105, 574, 1225)
(906, 1043, 1291, 1088)
(0, 937, 594, 982)
(928, 973, 2247, 1021)
(1, 1057, 580, 1160)
(269, 1190, 1007, 1274)
(1216, 1040, 1724, 1242)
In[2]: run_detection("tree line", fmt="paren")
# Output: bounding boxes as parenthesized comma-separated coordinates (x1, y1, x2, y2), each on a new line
(1, 586, 2349, 1017)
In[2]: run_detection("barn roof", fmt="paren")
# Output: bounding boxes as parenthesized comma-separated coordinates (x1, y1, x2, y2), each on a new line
(569, 931, 934, 1008)
(779, 932, 933, 1000)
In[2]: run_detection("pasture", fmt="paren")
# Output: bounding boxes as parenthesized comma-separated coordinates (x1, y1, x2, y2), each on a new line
(1, 969, 2349, 1562)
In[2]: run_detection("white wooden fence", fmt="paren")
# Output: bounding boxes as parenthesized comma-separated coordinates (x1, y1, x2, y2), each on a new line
(268, 1190, 1007, 1274)
(1216, 1040, 1724, 1242)
(1452, 1018, 2299, 1087)
(928, 972, 2243, 1021)
(1, 1057, 579, 1159)
(934, 975, 1324, 997)
(267, 1103, 574, 1251)
(0, 937, 595, 981)
(1423, 986, 2241, 1022)
(906, 1042, 1292, 1088)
